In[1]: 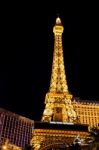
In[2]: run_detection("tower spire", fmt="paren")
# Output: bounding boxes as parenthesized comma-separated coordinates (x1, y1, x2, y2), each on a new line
(42, 17, 77, 123)
(49, 16, 68, 93)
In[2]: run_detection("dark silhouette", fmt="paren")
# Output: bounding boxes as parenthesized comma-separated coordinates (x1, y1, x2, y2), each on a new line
(24, 144, 32, 150)
(70, 143, 81, 150)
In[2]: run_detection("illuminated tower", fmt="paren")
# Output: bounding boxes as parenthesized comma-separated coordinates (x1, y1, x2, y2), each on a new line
(42, 17, 77, 123)
(30, 17, 94, 150)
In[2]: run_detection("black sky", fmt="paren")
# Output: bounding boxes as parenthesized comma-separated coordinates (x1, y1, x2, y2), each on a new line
(0, 2, 99, 120)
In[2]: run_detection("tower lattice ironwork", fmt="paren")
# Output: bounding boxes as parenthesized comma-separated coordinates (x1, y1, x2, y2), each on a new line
(30, 17, 94, 150)
(42, 17, 77, 123)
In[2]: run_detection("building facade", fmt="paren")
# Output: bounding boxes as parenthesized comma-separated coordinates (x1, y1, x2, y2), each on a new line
(73, 99, 99, 128)
(0, 108, 34, 148)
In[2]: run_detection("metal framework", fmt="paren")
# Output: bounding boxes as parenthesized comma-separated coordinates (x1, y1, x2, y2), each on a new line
(30, 122, 92, 150)
(41, 17, 77, 123)
(31, 17, 99, 149)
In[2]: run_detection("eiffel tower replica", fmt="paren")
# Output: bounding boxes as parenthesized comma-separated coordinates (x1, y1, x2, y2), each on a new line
(31, 17, 92, 150)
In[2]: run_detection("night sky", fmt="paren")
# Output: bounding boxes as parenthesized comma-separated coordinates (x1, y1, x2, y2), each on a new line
(0, 2, 98, 121)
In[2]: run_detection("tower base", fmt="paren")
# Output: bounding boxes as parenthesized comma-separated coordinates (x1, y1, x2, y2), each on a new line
(31, 121, 93, 150)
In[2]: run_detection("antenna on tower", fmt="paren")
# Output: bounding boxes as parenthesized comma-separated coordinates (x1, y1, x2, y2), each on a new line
(57, 13, 60, 16)
(57, 13, 60, 18)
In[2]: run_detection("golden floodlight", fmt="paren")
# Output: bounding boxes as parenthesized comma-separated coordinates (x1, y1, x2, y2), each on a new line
(2, 145, 7, 150)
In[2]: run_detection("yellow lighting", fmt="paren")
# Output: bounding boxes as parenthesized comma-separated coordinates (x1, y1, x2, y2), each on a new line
(42, 17, 77, 123)
(31, 16, 99, 150)
(56, 17, 61, 24)
(2, 145, 7, 150)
